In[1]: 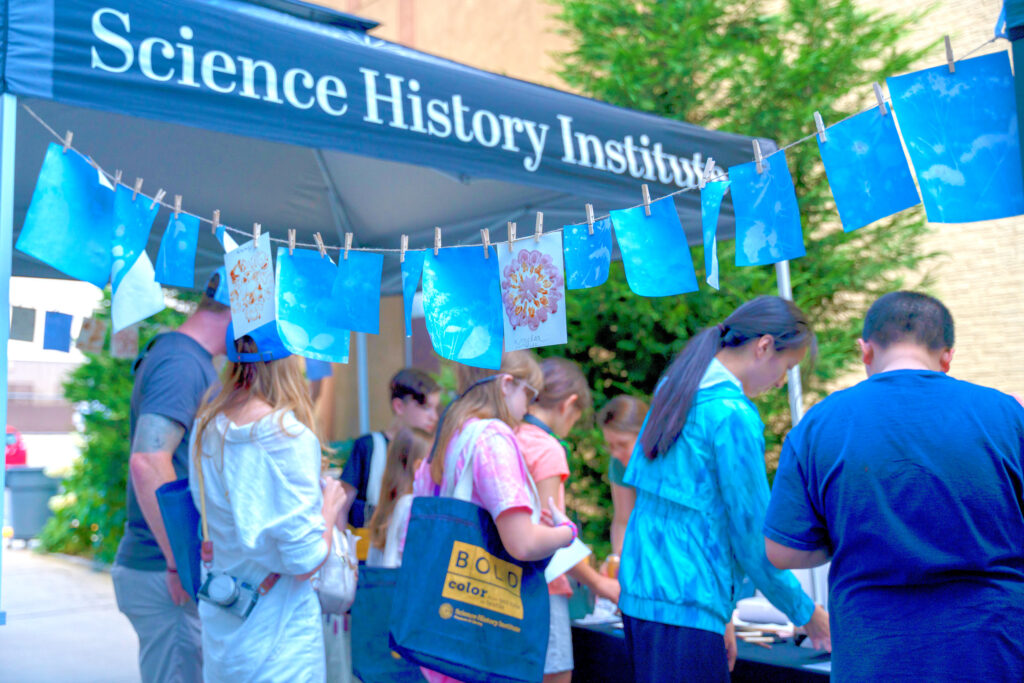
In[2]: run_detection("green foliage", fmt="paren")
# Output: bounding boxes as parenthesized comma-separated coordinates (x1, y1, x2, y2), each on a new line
(39, 290, 196, 562)
(551, 0, 936, 552)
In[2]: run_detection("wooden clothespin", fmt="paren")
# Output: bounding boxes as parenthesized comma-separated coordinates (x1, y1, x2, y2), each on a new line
(945, 35, 955, 74)
(132, 178, 143, 202)
(400, 235, 408, 264)
(507, 221, 517, 253)
(313, 232, 326, 258)
(62, 131, 73, 154)
(814, 112, 827, 144)
(288, 229, 296, 256)
(343, 232, 353, 260)
(481, 228, 491, 259)
(699, 158, 716, 190)
(534, 212, 544, 243)
(641, 184, 652, 217)
(113, 170, 123, 187)
(173, 195, 182, 218)
(434, 227, 442, 256)
(252, 223, 261, 241)
(211, 209, 221, 236)
(585, 204, 595, 236)
(753, 140, 764, 174)
(149, 189, 166, 210)
(873, 83, 888, 116)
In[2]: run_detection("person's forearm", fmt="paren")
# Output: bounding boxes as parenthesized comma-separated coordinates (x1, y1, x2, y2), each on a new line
(129, 451, 179, 567)
(610, 520, 625, 556)
(568, 556, 604, 591)
(517, 526, 573, 562)
(335, 483, 357, 530)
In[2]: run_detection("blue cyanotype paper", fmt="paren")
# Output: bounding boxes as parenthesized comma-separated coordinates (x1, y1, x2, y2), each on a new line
(215, 225, 239, 252)
(422, 246, 504, 370)
(305, 358, 333, 381)
(887, 51, 1024, 223)
(730, 151, 806, 266)
(563, 217, 612, 290)
(609, 197, 698, 297)
(43, 312, 73, 352)
(16, 143, 114, 288)
(155, 213, 200, 288)
(701, 181, 730, 290)
(818, 106, 920, 232)
(401, 251, 426, 338)
(111, 185, 159, 291)
(276, 248, 350, 364)
(329, 251, 384, 335)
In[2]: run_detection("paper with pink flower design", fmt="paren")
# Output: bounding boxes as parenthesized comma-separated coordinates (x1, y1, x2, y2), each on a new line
(225, 232, 276, 339)
(497, 231, 567, 351)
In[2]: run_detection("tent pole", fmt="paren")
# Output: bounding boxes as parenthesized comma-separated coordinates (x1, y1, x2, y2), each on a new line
(356, 332, 370, 434)
(0, 92, 18, 627)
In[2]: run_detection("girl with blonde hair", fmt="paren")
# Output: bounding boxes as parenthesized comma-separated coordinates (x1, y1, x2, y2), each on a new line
(365, 427, 431, 568)
(189, 323, 345, 682)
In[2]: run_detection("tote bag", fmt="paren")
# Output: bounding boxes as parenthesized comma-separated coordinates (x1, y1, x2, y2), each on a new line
(389, 420, 550, 683)
(155, 478, 202, 600)
(352, 566, 426, 683)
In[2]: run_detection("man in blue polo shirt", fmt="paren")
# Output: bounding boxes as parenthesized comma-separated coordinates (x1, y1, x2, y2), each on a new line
(764, 291, 1024, 682)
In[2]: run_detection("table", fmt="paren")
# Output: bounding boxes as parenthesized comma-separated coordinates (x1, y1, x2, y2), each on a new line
(572, 623, 830, 682)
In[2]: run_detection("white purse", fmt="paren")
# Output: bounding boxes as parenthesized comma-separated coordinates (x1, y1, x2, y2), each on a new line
(313, 526, 359, 614)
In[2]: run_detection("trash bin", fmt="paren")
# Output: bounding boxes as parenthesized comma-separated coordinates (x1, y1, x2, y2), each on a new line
(5, 467, 59, 540)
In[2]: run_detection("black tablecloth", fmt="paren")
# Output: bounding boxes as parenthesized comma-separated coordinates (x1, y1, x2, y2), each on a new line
(572, 623, 830, 683)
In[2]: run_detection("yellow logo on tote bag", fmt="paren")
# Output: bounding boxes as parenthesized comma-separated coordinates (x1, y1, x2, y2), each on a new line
(441, 541, 524, 619)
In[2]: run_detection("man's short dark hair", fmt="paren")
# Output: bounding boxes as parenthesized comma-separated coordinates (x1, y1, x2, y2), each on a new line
(862, 291, 954, 350)
(390, 368, 439, 406)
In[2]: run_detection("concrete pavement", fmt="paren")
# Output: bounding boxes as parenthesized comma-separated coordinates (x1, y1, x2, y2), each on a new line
(0, 545, 140, 682)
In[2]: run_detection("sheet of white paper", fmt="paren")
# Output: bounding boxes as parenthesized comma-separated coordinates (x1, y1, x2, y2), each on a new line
(112, 251, 165, 333)
(544, 537, 591, 583)
(226, 233, 275, 339)
(497, 232, 567, 351)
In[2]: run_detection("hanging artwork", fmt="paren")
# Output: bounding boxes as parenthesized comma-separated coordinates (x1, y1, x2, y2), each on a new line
(563, 217, 612, 290)
(610, 196, 698, 297)
(10, 306, 36, 342)
(226, 233, 276, 339)
(305, 358, 333, 381)
(276, 248, 350, 364)
(329, 251, 384, 335)
(111, 185, 164, 333)
(155, 212, 200, 288)
(497, 232, 567, 351)
(701, 181, 730, 290)
(887, 51, 1024, 223)
(42, 311, 73, 352)
(730, 150, 806, 266)
(422, 246, 504, 370)
(401, 251, 426, 338)
(111, 324, 139, 360)
(215, 225, 239, 252)
(76, 317, 108, 354)
(16, 143, 113, 288)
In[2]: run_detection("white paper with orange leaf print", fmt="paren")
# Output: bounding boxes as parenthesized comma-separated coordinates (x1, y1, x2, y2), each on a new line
(226, 232, 276, 339)
(497, 231, 567, 351)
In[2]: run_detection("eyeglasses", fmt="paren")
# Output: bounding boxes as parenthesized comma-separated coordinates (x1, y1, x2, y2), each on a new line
(519, 380, 541, 403)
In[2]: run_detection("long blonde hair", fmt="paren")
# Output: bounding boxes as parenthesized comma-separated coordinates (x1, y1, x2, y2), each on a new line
(429, 351, 543, 486)
(193, 336, 320, 461)
(367, 428, 431, 549)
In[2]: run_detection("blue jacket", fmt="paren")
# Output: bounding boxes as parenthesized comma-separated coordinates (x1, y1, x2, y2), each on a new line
(618, 359, 814, 634)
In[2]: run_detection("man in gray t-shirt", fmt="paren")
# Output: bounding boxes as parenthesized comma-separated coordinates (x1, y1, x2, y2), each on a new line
(111, 271, 231, 683)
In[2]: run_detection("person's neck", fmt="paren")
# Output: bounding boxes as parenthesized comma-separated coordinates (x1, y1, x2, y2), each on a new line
(526, 406, 562, 436)
(715, 349, 751, 387)
(868, 346, 943, 375)
(178, 311, 228, 357)
(383, 420, 401, 440)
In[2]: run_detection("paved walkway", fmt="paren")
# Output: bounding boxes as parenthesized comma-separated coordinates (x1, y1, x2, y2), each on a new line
(0, 545, 140, 682)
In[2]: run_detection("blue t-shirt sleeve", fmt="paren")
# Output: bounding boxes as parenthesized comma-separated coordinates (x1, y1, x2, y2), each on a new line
(137, 347, 210, 434)
(764, 425, 830, 552)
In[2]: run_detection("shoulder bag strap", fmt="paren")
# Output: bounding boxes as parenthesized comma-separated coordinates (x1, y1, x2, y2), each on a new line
(366, 431, 388, 507)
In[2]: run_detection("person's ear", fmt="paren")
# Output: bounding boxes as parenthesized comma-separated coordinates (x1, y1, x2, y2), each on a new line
(755, 334, 774, 358)
(391, 397, 405, 416)
(561, 394, 579, 416)
(857, 338, 873, 366)
(499, 373, 516, 397)
(939, 347, 954, 373)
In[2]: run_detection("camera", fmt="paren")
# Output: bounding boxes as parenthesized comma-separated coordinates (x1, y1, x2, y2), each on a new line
(197, 572, 261, 619)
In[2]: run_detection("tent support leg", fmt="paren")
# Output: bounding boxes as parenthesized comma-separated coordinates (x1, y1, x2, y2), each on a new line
(356, 332, 370, 435)
(0, 93, 18, 627)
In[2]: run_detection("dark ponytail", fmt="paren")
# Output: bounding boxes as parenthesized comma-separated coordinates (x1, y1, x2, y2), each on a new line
(640, 296, 815, 460)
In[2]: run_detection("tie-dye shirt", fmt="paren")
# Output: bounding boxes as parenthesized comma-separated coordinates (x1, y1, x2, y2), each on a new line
(618, 359, 814, 635)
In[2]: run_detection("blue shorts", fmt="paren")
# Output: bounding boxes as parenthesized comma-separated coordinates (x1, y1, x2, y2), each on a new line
(623, 614, 729, 683)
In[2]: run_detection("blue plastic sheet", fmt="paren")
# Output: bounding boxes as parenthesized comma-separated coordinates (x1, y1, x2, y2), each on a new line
(818, 107, 920, 232)
(16, 143, 113, 288)
(609, 197, 698, 297)
(701, 181, 730, 290)
(155, 212, 200, 288)
(329, 251, 384, 335)
(401, 251, 426, 338)
(111, 185, 159, 291)
(563, 217, 612, 290)
(730, 151, 806, 266)
(275, 248, 351, 364)
(42, 311, 72, 352)
(887, 52, 1024, 223)
(422, 247, 504, 370)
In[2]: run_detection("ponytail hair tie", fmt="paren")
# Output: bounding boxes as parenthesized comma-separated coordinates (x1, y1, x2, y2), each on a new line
(717, 323, 728, 335)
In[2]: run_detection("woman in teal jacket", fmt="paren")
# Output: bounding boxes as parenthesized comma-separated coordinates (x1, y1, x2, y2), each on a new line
(619, 296, 831, 683)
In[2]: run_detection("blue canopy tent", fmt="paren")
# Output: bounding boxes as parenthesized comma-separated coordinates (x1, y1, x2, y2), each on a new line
(0, 0, 807, 622)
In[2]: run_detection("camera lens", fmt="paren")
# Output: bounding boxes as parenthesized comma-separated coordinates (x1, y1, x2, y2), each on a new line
(207, 574, 240, 606)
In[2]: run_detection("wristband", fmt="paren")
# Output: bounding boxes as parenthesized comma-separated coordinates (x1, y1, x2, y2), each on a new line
(557, 519, 578, 546)
(166, 567, 178, 574)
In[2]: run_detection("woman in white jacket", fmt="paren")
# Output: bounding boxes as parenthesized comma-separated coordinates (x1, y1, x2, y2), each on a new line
(189, 321, 345, 682)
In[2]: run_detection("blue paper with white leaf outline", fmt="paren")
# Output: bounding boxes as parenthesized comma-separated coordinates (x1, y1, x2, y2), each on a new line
(563, 217, 612, 290)
(43, 311, 73, 352)
(305, 358, 333, 381)
(422, 246, 504, 370)
(329, 251, 384, 335)
(818, 106, 920, 232)
(701, 180, 730, 290)
(609, 196, 698, 297)
(276, 248, 350, 364)
(111, 185, 159, 291)
(16, 143, 113, 288)
(730, 151, 806, 266)
(155, 212, 200, 288)
(887, 51, 1024, 223)
(401, 251, 426, 338)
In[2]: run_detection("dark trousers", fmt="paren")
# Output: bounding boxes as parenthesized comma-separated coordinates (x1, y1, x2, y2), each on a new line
(623, 614, 729, 683)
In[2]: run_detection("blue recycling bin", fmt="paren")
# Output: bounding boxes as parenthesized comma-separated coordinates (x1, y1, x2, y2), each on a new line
(5, 467, 59, 540)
